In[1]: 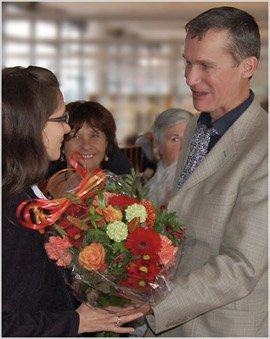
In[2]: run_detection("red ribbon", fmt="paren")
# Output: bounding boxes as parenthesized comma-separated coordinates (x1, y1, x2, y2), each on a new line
(16, 152, 106, 231)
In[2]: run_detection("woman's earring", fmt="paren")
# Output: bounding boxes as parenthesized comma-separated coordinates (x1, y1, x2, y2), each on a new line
(60, 151, 66, 162)
(104, 155, 109, 162)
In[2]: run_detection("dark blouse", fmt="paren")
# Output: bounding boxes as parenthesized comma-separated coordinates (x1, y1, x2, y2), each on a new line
(2, 188, 80, 337)
(104, 144, 132, 175)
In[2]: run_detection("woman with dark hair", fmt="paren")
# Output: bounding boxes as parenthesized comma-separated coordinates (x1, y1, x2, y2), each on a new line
(52, 100, 131, 175)
(46, 100, 132, 197)
(2, 66, 144, 337)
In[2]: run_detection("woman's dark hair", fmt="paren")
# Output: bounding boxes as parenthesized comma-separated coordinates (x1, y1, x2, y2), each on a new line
(2, 65, 61, 197)
(185, 6, 261, 65)
(65, 101, 118, 167)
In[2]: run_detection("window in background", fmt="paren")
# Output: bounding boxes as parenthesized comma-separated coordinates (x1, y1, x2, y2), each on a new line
(5, 42, 31, 55)
(83, 58, 100, 96)
(4, 20, 30, 38)
(35, 43, 57, 55)
(60, 57, 81, 101)
(35, 21, 57, 39)
(61, 22, 81, 39)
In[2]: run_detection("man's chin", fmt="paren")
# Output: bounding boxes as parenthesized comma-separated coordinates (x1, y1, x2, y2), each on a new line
(193, 99, 210, 113)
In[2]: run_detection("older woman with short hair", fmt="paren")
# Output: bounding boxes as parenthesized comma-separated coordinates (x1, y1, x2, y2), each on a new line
(146, 108, 193, 207)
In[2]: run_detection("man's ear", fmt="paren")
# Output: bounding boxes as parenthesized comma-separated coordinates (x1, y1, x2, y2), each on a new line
(242, 56, 258, 79)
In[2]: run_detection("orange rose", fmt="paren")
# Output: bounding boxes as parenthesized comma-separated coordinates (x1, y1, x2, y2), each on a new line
(102, 205, 122, 222)
(78, 243, 106, 271)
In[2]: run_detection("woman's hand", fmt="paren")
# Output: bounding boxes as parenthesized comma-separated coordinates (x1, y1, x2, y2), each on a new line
(76, 303, 145, 334)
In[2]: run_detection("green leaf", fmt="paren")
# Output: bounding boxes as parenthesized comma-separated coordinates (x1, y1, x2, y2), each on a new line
(84, 228, 110, 246)
(89, 204, 96, 215)
(97, 191, 106, 209)
(52, 223, 68, 237)
(90, 214, 103, 222)
(112, 241, 125, 252)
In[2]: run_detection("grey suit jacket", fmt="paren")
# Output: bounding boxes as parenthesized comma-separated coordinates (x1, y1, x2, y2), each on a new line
(146, 99, 268, 337)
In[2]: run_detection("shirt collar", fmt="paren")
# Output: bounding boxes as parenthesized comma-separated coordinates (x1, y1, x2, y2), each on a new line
(31, 184, 47, 199)
(198, 90, 254, 136)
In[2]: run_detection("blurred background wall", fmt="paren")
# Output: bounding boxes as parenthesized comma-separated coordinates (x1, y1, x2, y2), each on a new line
(2, 1, 268, 145)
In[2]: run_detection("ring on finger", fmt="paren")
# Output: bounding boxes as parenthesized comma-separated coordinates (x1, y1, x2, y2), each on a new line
(115, 316, 122, 327)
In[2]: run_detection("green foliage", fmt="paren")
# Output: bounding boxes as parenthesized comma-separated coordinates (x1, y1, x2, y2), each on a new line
(52, 223, 68, 237)
(97, 291, 129, 307)
(95, 331, 119, 337)
(112, 241, 125, 253)
(106, 169, 148, 199)
(154, 208, 185, 246)
(88, 205, 104, 228)
(97, 191, 106, 209)
(83, 228, 110, 247)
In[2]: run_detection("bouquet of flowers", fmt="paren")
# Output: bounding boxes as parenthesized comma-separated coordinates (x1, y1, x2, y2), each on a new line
(17, 152, 186, 308)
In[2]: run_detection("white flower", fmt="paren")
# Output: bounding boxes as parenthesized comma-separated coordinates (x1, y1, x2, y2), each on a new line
(106, 221, 128, 242)
(125, 203, 147, 223)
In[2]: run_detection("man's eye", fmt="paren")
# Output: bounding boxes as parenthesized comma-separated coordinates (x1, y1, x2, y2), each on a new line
(201, 63, 212, 70)
(172, 137, 180, 142)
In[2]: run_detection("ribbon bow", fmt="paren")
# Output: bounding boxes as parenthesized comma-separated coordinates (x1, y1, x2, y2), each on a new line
(16, 152, 106, 231)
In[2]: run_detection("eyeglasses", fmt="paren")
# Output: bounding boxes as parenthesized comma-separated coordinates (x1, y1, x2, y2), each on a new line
(47, 112, 69, 124)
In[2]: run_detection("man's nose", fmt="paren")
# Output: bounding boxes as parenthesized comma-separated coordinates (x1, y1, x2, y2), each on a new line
(185, 65, 201, 87)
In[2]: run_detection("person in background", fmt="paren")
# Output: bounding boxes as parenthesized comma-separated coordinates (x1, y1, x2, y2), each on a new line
(2, 65, 145, 337)
(135, 131, 158, 179)
(146, 108, 193, 207)
(46, 100, 132, 197)
(145, 6, 268, 336)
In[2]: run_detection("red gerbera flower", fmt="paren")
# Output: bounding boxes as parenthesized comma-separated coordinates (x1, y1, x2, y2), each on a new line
(124, 228, 161, 258)
(120, 275, 151, 291)
(127, 259, 161, 282)
(120, 259, 161, 291)
(108, 195, 140, 209)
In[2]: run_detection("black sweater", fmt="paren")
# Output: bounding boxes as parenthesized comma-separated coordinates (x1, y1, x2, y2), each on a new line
(2, 188, 80, 337)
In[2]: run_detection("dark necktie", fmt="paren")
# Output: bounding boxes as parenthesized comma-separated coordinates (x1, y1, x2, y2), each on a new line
(177, 124, 218, 190)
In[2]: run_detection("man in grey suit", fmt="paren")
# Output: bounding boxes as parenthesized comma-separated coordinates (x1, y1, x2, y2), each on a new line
(145, 6, 268, 337)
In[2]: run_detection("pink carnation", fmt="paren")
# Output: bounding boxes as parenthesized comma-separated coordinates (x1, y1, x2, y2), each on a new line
(158, 235, 178, 267)
(45, 236, 73, 267)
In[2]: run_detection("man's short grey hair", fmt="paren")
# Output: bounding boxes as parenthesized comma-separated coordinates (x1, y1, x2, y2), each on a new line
(152, 108, 193, 146)
(185, 6, 261, 65)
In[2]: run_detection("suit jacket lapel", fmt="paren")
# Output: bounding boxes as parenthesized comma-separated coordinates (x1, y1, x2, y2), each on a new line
(172, 100, 262, 194)
(179, 129, 236, 191)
